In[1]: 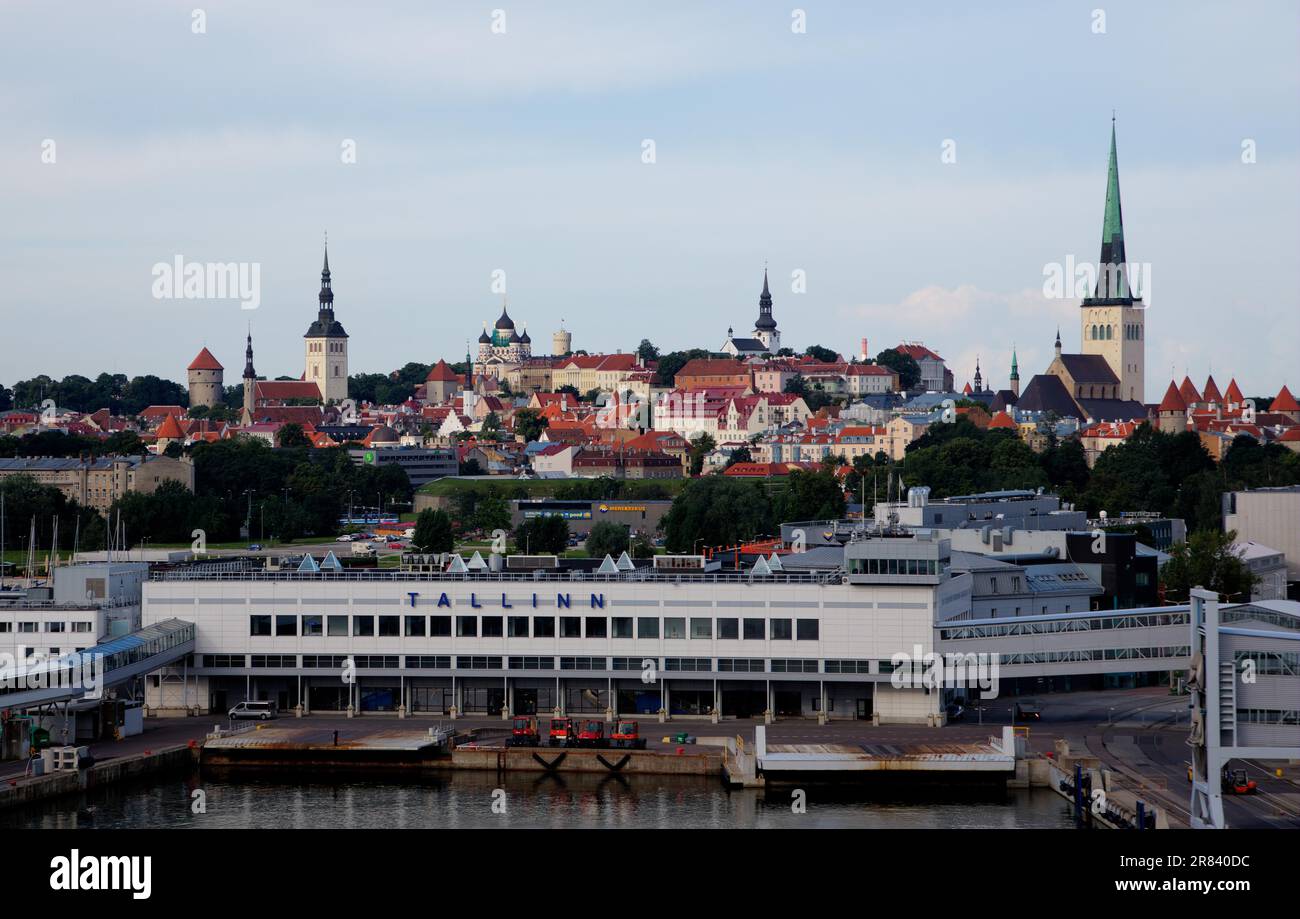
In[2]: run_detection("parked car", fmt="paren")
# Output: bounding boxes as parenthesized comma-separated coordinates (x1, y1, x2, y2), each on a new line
(1015, 702, 1042, 722)
(336, 534, 356, 542)
(229, 701, 276, 721)
(372, 535, 388, 543)
(247, 544, 263, 551)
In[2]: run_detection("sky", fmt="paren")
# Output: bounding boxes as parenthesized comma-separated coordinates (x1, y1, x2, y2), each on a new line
(2, 0, 1297, 404)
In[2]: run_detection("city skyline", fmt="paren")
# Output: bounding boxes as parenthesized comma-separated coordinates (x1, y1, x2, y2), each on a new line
(2, 1, 1298, 401)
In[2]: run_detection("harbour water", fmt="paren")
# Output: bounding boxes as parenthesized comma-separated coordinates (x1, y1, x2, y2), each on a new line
(3, 770, 1075, 829)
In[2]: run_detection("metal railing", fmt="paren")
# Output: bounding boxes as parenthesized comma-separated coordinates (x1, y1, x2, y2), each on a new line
(151, 568, 841, 585)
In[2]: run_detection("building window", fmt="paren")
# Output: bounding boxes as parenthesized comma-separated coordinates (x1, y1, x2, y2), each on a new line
(430, 616, 452, 637)
(743, 618, 765, 640)
(560, 617, 582, 638)
(250, 615, 272, 637)
(327, 615, 348, 636)
(769, 618, 792, 641)
(353, 616, 375, 637)
(482, 616, 504, 637)
(405, 615, 426, 637)
(664, 617, 686, 639)
(72, 622, 93, 633)
(508, 616, 530, 638)
(717, 618, 739, 640)
(45, 622, 66, 633)
(378, 615, 400, 637)
(457, 616, 477, 638)
(585, 617, 607, 638)
(612, 617, 633, 639)
(302, 615, 323, 637)
(796, 619, 819, 641)
(637, 617, 659, 639)
(690, 618, 712, 639)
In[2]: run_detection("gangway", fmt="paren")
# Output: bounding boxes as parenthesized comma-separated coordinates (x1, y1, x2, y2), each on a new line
(0, 619, 195, 710)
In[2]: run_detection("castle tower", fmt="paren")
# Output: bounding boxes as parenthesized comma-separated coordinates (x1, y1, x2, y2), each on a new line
(552, 322, 572, 357)
(187, 347, 224, 409)
(303, 240, 349, 403)
(242, 331, 257, 418)
(1080, 120, 1145, 403)
(752, 268, 780, 352)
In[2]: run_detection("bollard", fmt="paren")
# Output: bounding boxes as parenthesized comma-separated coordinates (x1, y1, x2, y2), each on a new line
(346, 704, 355, 720)
(658, 708, 667, 724)
(399, 705, 408, 720)
(449, 705, 459, 721)
(763, 709, 773, 725)
(294, 703, 304, 719)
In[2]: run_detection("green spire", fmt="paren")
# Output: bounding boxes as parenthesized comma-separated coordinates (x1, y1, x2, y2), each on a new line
(1010, 348, 1019, 380)
(1085, 117, 1133, 303)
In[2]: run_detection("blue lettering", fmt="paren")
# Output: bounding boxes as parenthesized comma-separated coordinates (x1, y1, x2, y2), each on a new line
(502, 593, 513, 609)
(407, 591, 419, 608)
(532, 593, 538, 608)
(471, 593, 482, 609)
(437, 593, 451, 608)
(590, 594, 605, 609)
(557, 593, 570, 609)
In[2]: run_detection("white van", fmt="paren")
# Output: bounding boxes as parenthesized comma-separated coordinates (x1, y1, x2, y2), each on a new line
(229, 700, 276, 721)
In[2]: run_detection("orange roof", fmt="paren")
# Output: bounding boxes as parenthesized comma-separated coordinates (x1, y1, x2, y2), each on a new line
(1273, 385, 1300, 412)
(1202, 375, 1222, 403)
(1158, 381, 1186, 413)
(1224, 378, 1244, 403)
(154, 414, 184, 439)
(1178, 376, 1202, 405)
(187, 347, 223, 371)
(988, 410, 1016, 429)
(1278, 428, 1300, 442)
(426, 359, 459, 383)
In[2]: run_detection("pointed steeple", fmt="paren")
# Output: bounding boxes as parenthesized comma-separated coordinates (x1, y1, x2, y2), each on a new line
(1085, 119, 1135, 303)
(973, 356, 983, 392)
(318, 238, 334, 309)
(1054, 327, 1062, 356)
(1010, 348, 1019, 381)
(243, 329, 256, 380)
(754, 267, 777, 331)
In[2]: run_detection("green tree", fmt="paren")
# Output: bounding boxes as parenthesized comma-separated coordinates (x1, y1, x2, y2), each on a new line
(412, 508, 455, 552)
(513, 514, 569, 554)
(586, 520, 630, 559)
(662, 477, 774, 552)
(636, 339, 660, 363)
(875, 348, 921, 391)
(804, 344, 838, 363)
(1161, 529, 1258, 602)
(513, 408, 549, 442)
(278, 423, 311, 448)
(687, 432, 716, 476)
(474, 494, 512, 535)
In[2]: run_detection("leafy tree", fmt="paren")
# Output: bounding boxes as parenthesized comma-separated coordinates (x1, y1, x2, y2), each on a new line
(630, 533, 656, 559)
(875, 348, 921, 391)
(412, 508, 455, 552)
(662, 477, 774, 552)
(687, 432, 716, 476)
(775, 468, 847, 522)
(585, 520, 630, 559)
(804, 344, 839, 363)
(724, 446, 753, 469)
(636, 339, 660, 363)
(474, 494, 512, 535)
(654, 349, 714, 387)
(1161, 529, 1258, 602)
(459, 458, 484, 476)
(278, 423, 311, 448)
(784, 374, 807, 397)
(556, 384, 581, 398)
(513, 514, 569, 554)
(513, 408, 548, 442)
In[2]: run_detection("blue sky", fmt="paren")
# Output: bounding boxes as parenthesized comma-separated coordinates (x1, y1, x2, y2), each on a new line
(2, 0, 1297, 403)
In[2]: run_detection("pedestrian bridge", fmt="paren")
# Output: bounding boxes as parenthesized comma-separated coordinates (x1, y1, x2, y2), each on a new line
(0, 618, 195, 711)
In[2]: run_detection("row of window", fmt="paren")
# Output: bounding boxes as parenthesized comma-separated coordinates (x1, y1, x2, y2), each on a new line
(0, 621, 95, 634)
(846, 558, 941, 576)
(202, 653, 886, 673)
(940, 612, 1189, 641)
(249, 614, 820, 642)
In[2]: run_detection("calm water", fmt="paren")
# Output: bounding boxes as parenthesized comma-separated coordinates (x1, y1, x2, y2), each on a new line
(3, 769, 1075, 829)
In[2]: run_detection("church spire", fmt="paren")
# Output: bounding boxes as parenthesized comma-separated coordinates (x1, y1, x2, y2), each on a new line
(243, 328, 256, 380)
(1086, 119, 1134, 302)
(754, 267, 777, 331)
(318, 238, 334, 310)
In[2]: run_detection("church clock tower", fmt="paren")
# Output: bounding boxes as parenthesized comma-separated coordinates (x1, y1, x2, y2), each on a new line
(1080, 120, 1145, 403)
(303, 240, 349, 403)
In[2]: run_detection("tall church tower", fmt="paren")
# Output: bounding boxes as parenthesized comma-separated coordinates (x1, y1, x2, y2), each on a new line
(1080, 120, 1145, 403)
(242, 330, 257, 419)
(753, 268, 780, 352)
(303, 241, 349, 403)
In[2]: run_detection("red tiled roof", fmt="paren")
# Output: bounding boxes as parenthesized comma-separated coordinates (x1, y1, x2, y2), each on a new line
(154, 415, 184, 439)
(1178, 376, 1202, 405)
(187, 347, 224, 371)
(1273, 385, 1300, 412)
(1224, 378, 1244, 403)
(988, 411, 1016, 429)
(1202, 375, 1222, 403)
(1158, 381, 1186, 413)
(426, 359, 458, 383)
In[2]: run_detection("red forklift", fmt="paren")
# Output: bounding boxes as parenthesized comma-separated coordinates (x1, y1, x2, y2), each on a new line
(1222, 763, 1258, 795)
(577, 720, 607, 748)
(611, 720, 647, 750)
(548, 717, 577, 747)
(508, 716, 540, 747)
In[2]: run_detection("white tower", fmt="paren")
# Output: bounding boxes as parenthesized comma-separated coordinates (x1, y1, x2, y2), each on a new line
(303, 241, 349, 403)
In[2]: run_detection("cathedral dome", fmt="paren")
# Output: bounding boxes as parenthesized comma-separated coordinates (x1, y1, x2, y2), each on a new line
(495, 307, 515, 330)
